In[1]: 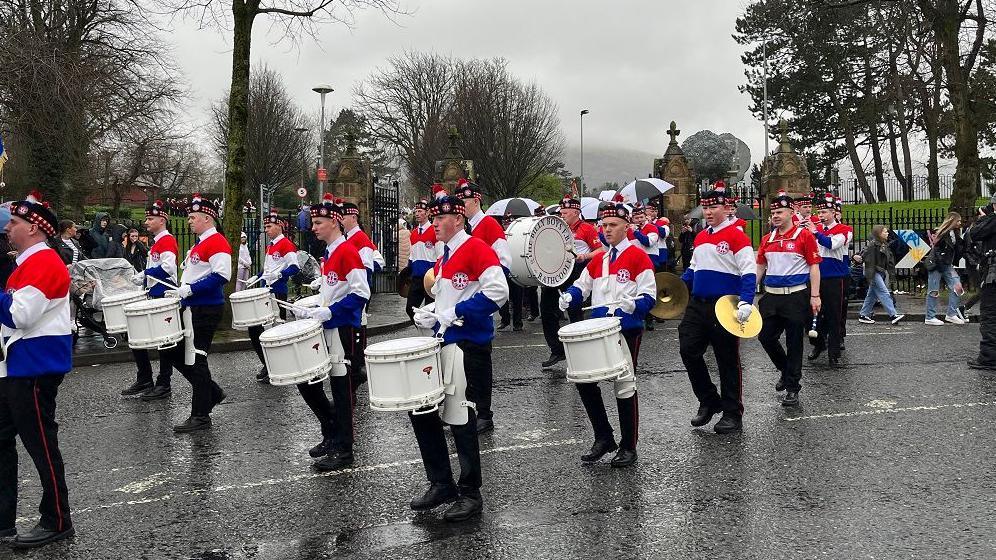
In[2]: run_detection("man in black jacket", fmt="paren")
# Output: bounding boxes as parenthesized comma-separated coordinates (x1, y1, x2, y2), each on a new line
(967, 202, 996, 370)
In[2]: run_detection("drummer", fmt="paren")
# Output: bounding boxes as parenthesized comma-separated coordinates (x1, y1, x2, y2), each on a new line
(162, 194, 230, 433)
(245, 211, 300, 384)
(645, 204, 670, 272)
(405, 198, 440, 321)
(540, 196, 599, 370)
(341, 200, 384, 391)
(411, 195, 509, 521)
(121, 200, 179, 401)
(558, 202, 655, 467)
(630, 204, 661, 331)
(293, 193, 369, 471)
(678, 182, 756, 434)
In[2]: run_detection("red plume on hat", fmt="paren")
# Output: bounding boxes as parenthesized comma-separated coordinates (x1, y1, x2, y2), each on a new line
(612, 193, 625, 203)
(714, 181, 726, 192)
(322, 192, 334, 203)
(26, 190, 43, 204)
(334, 197, 344, 204)
(456, 178, 469, 188)
(777, 189, 787, 197)
(432, 183, 447, 200)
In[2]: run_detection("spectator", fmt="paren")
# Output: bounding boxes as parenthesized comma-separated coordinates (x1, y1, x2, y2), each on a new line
(856, 224, 904, 324)
(924, 212, 966, 325)
(88, 212, 113, 257)
(57, 220, 83, 266)
(123, 228, 148, 272)
(237, 231, 252, 290)
(678, 219, 697, 270)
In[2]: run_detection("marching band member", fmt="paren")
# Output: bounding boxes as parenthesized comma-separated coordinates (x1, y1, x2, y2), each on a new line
(645, 204, 671, 272)
(294, 194, 369, 471)
(559, 202, 655, 467)
(411, 195, 509, 521)
(679, 183, 756, 434)
(540, 196, 600, 369)
(630, 204, 661, 331)
(406, 198, 440, 321)
(0, 194, 75, 549)
(162, 195, 230, 433)
(455, 179, 510, 432)
(122, 200, 179, 401)
(725, 190, 748, 233)
(792, 191, 817, 225)
(246, 211, 300, 384)
(835, 197, 852, 349)
(806, 194, 849, 366)
(756, 191, 821, 407)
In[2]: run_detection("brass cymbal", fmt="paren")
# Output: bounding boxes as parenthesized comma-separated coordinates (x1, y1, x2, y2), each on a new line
(650, 272, 689, 320)
(397, 265, 411, 298)
(423, 267, 436, 294)
(714, 295, 762, 338)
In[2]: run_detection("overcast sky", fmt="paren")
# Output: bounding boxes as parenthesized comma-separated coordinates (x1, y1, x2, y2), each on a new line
(169, 0, 770, 180)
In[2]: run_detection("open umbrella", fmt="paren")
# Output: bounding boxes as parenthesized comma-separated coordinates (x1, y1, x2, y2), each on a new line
(619, 178, 675, 202)
(598, 190, 617, 202)
(485, 197, 540, 218)
(684, 203, 759, 220)
(580, 197, 601, 220)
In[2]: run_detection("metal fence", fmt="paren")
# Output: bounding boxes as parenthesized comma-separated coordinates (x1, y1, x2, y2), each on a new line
(736, 175, 995, 205)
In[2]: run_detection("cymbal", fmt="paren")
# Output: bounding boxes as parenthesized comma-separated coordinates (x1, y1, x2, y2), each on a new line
(423, 267, 435, 294)
(650, 272, 689, 320)
(714, 295, 762, 338)
(397, 265, 411, 298)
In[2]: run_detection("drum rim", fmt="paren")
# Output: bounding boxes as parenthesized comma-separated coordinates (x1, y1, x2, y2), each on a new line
(258, 319, 324, 342)
(102, 291, 148, 305)
(365, 336, 439, 356)
(123, 298, 179, 313)
(230, 287, 273, 300)
(268, 360, 333, 385)
(127, 331, 184, 348)
(369, 388, 446, 411)
(558, 316, 622, 336)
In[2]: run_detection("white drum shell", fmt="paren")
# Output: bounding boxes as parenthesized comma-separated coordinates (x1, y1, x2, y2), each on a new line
(558, 317, 633, 383)
(101, 291, 148, 334)
(365, 337, 444, 412)
(230, 287, 276, 328)
(260, 320, 332, 386)
(293, 294, 322, 308)
(505, 216, 574, 288)
(124, 298, 183, 349)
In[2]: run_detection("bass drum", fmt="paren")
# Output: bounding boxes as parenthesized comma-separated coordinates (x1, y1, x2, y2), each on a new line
(505, 215, 574, 288)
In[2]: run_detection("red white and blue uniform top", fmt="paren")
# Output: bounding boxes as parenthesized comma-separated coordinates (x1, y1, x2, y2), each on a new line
(430, 229, 509, 345)
(180, 226, 232, 306)
(730, 217, 748, 232)
(653, 217, 672, 260)
(0, 242, 72, 377)
(570, 218, 601, 256)
(564, 238, 656, 331)
(262, 233, 300, 296)
(145, 230, 179, 298)
(681, 218, 757, 303)
(813, 221, 850, 278)
(632, 221, 662, 266)
(316, 235, 369, 330)
(345, 225, 385, 281)
(757, 225, 821, 287)
(408, 220, 441, 278)
(467, 210, 511, 270)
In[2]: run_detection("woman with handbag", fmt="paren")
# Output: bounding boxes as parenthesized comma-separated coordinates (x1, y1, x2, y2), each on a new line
(924, 212, 966, 325)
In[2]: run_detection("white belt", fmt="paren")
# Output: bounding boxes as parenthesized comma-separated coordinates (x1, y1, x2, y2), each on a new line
(764, 284, 808, 295)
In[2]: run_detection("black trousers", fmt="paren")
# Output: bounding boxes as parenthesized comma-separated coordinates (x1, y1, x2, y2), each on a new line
(575, 329, 641, 450)
(133, 348, 174, 387)
(248, 293, 287, 369)
(812, 277, 845, 360)
(841, 276, 850, 342)
(679, 298, 744, 416)
(409, 340, 491, 498)
(525, 287, 539, 317)
(0, 375, 71, 532)
(163, 305, 226, 417)
(499, 280, 524, 327)
(758, 289, 809, 392)
(297, 327, 357, 454)
(405, 276, 433, 322)
(976, 283, 996, 364)
(541, 264, 585, 356)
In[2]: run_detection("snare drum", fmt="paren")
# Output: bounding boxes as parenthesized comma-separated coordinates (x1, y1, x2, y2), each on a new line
(229, 287, 276, 328)
(101, 291, 148, 334)
(558, 317, 633, 383)
(293, 294, 322, 309)
(505, 215, 574, 288)
(260, 319, 332, 386)
(365, 337, 444, 413)
(124, 297, 183, 349)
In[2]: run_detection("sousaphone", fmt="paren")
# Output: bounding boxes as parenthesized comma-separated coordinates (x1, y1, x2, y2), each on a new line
(650, 272, 689, 320)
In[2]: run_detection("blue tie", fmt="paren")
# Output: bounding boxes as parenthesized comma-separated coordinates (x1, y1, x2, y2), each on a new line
(610, 247, 618, 263)
(442, 245, 450, 265)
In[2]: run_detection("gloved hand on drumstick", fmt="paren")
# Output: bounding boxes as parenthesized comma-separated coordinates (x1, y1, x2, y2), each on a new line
(558, 291, 574, 311)
(165, 285, 193, 300)
(613, 297, 636, 315)
(736, 301, 753, 323)
(261, 271, 281, 286)
(308, 277, 322, 291)
(246, 275, 259, 287)
(435, 307, 458, 328)
(131, 272, 145, 286)
(306, 306, 332, 322)
(413, 310, 437, 330)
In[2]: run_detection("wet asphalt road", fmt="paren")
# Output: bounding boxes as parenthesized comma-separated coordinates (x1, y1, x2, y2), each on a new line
(3, 317, 996, 559)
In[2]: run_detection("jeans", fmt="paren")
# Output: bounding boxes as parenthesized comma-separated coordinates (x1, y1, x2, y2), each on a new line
(925, 265, 963, 320)
(859, 272, 898, 318)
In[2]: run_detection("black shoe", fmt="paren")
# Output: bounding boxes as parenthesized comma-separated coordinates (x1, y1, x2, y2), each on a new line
(256, 367, 270, 384)
(497, 321, 510, 331)
(140, 385, 172, 402)
(541, 353, 566, 369)
(513, 324, 523, 332)
(775, 378, 786, 392)
(213, 389, 227, 408)
(713, 413, 742, 434)
(173, 415, 212, 433)
(828, 357, 840, 368)
(580, 439, 618, 462)
(308, 437, 332, 458)
(610, 448, 637, 468)
(442, 495, 483, 522)
(313, 451, 354, 472)
(968, 358, 996, 371)
(782, 391, 800, 407)
(9, 524, 75, 549)
(410, 483, 458, 511)
(839, 341, 846, 352)
(690, 404, 721, 427)
(807, 346, 825, 361)
(645, 321, 655, 331)
(120, 380, 153, 396)
(525, 314, 537, 322)
(890, 314, 905, 324)
(352, 371, 368, 390)
(0, 527, 16, 543)
(476, 417, 494, 434)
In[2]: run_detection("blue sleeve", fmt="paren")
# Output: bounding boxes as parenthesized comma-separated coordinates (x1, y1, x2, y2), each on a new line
(280, 264, 300, 281)
(329, 293, 368, 317)
(657, 226, 667, 237)
(0, 293, 15, 328)
(633, 293, 655, 317)
(598, 232, 607, 247)
(455, 292, 501, 318)
(681, 267, 694, 289)
(366, 269, 373, 287)
(815, 232, 832, 249)
(190, 272, 227, 295)
(739, 273, 757, 304)
(633, 230, 651, 247)
(566, 286, 583, 308)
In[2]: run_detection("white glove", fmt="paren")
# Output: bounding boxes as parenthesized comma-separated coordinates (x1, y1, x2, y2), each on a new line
(307, 306, 332, 322)
(164, 289, 178, 299)
(413, 310, 437, 329)
(616, 297, 636, 315)
(176, 285, 193, 299)
(736, 302, 753, 323)
(131, 272, 145, 286)
(436, 307, 458, 328)
(309, 278, 322, 290)
(262, 271, 281, 286)
(558, 292, 573, 311)
(246, 275, 259, 286)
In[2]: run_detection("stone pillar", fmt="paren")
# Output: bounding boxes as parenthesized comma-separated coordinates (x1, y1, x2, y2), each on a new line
(435, 127, 475, 193)
(330, 130, 373, 227)
(654, 121, 697, 225)
(761, 119, 811, 208)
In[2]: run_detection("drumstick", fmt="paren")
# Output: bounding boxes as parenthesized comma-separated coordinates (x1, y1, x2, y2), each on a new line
(414, 305, 465, 327)
(147, 276, 180, 291)
(246, 264, 289, 288)
(274, 298, 311, 315)
(808, 315, 819, 339)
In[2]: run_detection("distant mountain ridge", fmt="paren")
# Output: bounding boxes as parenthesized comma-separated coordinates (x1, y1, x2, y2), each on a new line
(561, 145, 660, 193)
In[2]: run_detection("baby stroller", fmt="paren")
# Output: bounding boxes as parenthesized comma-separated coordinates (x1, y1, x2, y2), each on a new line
(69, 258, 141, 349)
(290, 251, 322, 298)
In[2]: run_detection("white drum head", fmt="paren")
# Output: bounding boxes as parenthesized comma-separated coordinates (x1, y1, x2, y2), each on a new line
(259, 319, 322, 342)
(230, 287, 271, 301)
(294, 295, 322, 308)
(559, 317, 620, 336)
(509, 216, 573, 287)
(103, 291, 146, 305)
(124, 297, 179, 314)
(366, 337, 439, 357)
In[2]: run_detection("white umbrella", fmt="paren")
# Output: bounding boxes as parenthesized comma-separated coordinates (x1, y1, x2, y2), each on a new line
(580, 197, 601, 220)
(598, 190, 617, 202)
(485, 197, 541, 217)
(619, 178, 676, 202)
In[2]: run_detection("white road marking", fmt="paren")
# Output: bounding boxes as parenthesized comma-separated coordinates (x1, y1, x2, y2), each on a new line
(113, 471, 171, 494)
(846, 330, 914, 336)
(865, 399, 897, 409)
(785, 400, 996, 422)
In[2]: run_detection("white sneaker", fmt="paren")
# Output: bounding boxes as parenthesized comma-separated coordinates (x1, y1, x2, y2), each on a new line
(944, 315, 966, 325)
(924, 317, 944, 326)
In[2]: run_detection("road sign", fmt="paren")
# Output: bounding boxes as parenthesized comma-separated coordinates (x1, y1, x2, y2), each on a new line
(317, 168, 327, 182)
(895, 229, 929, 269)
(296, 187, 307, 198)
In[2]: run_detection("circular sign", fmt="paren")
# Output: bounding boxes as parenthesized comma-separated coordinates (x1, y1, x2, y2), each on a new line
(297, 187, 307, 198)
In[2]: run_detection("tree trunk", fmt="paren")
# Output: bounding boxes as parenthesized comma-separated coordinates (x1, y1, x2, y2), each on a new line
(832, 91, 875, 203)
(869, 123, 887, 202)
(886, 120, 911, 201)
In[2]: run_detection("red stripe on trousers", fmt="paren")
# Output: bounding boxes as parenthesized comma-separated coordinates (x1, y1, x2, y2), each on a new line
(33, 380, 64, 531)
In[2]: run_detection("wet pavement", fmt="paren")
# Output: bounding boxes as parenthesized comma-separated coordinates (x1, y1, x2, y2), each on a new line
(4, 316, 995, 559)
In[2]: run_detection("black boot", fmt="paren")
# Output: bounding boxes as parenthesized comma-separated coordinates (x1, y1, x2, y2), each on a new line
(616, 395, 638, 452)
(541, 353, 566, 369)
(313, 450, 354, 472)
(410, 483, 458, 511)
(9, 524, 75, 549)
(610, 448, 637, 468)
(807, 345, 825, 361)
(580, 439, 618, 462)
(475, 417, 494, 434)
(442, 495, 483, 522)
(121, 380, 153, 396)
(690, 404, 721, 427)
(256, 366, 270, 384)
(173, 415, 212, 433)
(140, 385, 172, 402)
(782, 391, 800, 407)
(713, 413, 742, 434)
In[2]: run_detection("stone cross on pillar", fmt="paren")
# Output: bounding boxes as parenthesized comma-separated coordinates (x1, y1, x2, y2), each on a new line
(666, 121, 680, 145)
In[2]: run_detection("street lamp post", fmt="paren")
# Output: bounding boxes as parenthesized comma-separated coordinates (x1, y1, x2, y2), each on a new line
(294, 127, 309, 198)
(312, 84, 334, 197)
(762, 39, 770, 159)
(580, 109, 589, 193)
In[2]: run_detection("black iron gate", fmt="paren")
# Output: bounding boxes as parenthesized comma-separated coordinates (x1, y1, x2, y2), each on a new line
(370, 180, 400, 294)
